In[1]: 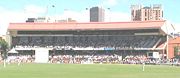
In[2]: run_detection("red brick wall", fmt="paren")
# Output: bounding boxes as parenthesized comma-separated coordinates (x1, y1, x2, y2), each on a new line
(168, 37, 180, 58)
(168, 44, 175, 58)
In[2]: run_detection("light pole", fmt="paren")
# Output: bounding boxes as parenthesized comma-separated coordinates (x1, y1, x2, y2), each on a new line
(107, 8, 111, 22)
(85, 8, 90, 22)
(64, 9, 69, 22)
(46, 0, 56, 22)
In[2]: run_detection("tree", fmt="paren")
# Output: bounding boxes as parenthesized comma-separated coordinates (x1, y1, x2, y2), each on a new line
(0, 39, 8, 59)
(174, 46, 180, 59)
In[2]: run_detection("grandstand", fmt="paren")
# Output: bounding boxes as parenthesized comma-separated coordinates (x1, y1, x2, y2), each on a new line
(7, 21, 175, 63)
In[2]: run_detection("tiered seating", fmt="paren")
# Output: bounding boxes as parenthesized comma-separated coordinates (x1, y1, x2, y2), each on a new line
(12, 35, 161, 49)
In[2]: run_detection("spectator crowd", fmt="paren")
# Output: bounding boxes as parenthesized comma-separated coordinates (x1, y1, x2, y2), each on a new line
(12, 35, 161, 49)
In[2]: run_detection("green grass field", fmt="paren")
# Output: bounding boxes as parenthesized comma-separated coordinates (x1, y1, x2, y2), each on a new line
(0, 64, 180, 78)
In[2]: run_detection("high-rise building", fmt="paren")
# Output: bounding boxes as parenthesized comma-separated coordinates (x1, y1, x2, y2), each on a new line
(131, 4, 163, 21)
(90, 6, 105, 22)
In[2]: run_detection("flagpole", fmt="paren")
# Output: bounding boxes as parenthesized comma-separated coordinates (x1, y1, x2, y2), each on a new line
(165, 22, 169, 59)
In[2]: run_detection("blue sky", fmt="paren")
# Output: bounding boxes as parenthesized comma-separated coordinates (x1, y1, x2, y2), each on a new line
(0, 0, 179, 22)
(0, 0, 180, 35)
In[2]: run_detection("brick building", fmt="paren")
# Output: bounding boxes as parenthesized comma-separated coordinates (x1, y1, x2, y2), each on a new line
(131, 4, 163, 21)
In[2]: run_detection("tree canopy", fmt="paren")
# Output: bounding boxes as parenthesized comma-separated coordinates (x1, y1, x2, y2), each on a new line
(174, 46, 180, 59)
(0, 39, 8, 59)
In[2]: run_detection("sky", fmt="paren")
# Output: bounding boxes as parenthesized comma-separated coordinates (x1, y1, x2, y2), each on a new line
(0, 0, 180, 35)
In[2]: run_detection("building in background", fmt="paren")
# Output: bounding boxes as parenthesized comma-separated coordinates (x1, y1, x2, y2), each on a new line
(0, 35, 6, 41)
(26, 18, 37, 23)
(56, 18, 76, 23)
(26, 17, 50, 23)
(90, 6, 105, 22)
(131, 4, 163, 21)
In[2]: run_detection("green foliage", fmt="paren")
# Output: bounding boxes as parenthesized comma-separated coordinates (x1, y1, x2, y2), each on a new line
(0, 64, 180, 78)
(0, 39, 8, 59)
(174, 46, 179, 55)
(174, 46, 180, 58)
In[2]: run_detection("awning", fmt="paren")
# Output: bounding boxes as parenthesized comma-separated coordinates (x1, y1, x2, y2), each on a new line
(8, 48, 18, 53)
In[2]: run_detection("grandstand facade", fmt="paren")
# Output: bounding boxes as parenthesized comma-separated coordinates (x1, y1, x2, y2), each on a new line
(7, 21, 175, 63)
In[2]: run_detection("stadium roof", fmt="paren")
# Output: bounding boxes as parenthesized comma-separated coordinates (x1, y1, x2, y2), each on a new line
(8, 21, 166, 31)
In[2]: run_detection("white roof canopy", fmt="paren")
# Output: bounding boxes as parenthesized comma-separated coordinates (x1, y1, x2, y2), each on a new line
(8, 48, 18, 53)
